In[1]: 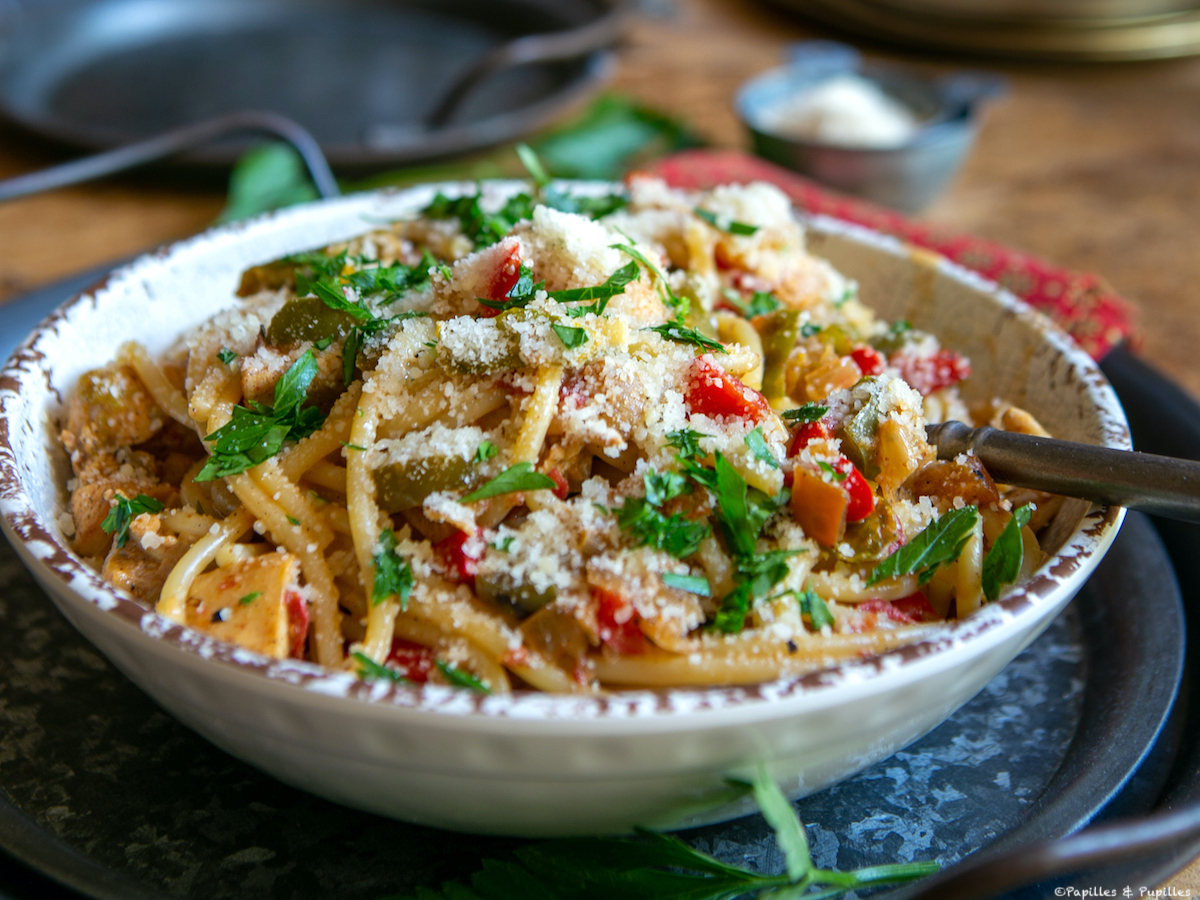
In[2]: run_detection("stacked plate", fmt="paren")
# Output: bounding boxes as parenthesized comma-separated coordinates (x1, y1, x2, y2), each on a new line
(765, 0, 1200, 60)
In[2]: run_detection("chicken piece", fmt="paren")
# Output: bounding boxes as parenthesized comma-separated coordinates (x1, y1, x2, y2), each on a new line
(102, 510, 191, 603)
(185, 554, 308, 659)
(905, 456, 1000, 513)
(62, 365, 165, 460)
(72, 480, 177, 559)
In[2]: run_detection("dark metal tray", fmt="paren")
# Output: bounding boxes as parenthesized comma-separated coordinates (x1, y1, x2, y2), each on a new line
(0, 0, 616, 167)
(0, 272, 1190, 899)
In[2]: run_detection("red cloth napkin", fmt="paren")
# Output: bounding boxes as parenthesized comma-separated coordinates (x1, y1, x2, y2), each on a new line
(643, 149, 1137, 361)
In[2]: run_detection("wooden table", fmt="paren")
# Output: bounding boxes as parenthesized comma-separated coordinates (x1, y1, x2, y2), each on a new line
(0, 0, 1194, 890)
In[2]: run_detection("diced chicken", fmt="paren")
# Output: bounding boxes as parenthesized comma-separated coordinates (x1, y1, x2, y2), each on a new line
(72, 479, 176, 559)
(62, 365, 165, 460)
(185, 554, 308, 659)
(102, 509, 191, 602)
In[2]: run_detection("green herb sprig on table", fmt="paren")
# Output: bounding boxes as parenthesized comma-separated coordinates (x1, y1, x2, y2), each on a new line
(383, 767, 937, 900)
(195, 350, 327, 481)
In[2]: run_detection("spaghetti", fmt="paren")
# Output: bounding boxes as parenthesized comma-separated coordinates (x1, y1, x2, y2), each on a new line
(58, 177, 1057, 693)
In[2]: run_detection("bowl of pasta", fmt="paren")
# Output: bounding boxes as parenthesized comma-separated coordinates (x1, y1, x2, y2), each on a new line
(0, 176, 1126, 836)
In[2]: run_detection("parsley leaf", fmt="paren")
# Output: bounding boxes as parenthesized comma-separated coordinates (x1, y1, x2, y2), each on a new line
(435, 659, 492, 694)
(644, 468, 689, 506)
(462, 462, 556, 502)
(667, 428, 710, 461)
(724, 289, 780, 318)
(372, 528, 414, 609)
(423, 190, 535, 248)
(474, 440, 498, 463)
(238, 591, 261, 606)
(800, 587, 835, 630)
(817, 460, 847, 482)
(982, 503, 1034, 601)
(196, 350, 326, 481)
(549, 260, 639, 317)
(217, 347, 237, 366)
(800, 322, 822, 338)
(550, 323, 588, 348)
(662, 572, 711, 596)
(610, 239, 687, 316)
(616, 498, 710, 559)
(781, 403, 828, 423)
(744, 427, 778, 469)
(712, 549, 799, 633)
(515, 142, 551, 188)
(643, 322, 727, 353)
(491, 536, 515, 552)
(100, 493, 165, 549)
(867, 506, 980, 587)
(695, 207, 760, 236)
(352, 651, 411, 684)
(751, 765, 810, 882)
(313, 337, 332, 351)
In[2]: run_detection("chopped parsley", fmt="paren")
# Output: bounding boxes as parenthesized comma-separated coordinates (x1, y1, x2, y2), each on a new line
(195, 350, 326, 481)
(462, 462, 556, 502)
(666, 428, 709, 460)
(817, 461, 847, 482)
(423, 191, 533, 248)
(474, 440, 498, 463)
(372, 528, 414, 609)
(615, 497, 710, 559)
(515, 142, 551, 187)
(800, 322, 822, 338)
(550, 323, 588, 348)
(100, 493, 165, 549)
(662, 572, 711, 597)
(435, 659, 492, 694)
(867, 506, 980, 587)
(744, 427, 778, 469)
(781, 403, 828, 423)
(724, 289, 780, 318)
(551, 260, 639, 317)
(643, 322, 726, 353)
(313, 336, 333, 351)
(491, 536, 515, 553)
(610, 239, 686, 316)
(643, 468, 689, 506)
(286, 515, 300, 526)
(695, 207, 760, 235)
(217, 347, 237, 366)
(352, 651, 411, 684)
(982, 504, 1034, 601)
(238, 591, 262, 606)
(341, 442, 366, 451)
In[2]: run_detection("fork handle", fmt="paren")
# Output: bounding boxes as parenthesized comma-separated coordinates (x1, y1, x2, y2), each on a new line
(925, 420, 1200, 523)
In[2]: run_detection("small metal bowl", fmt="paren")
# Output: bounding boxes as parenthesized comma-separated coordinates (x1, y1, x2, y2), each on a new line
(736, 41, 1005, 212)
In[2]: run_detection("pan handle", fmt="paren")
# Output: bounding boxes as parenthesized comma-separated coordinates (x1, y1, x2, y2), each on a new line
(424, 0, 630, 129)
(0, 110, 339, 204)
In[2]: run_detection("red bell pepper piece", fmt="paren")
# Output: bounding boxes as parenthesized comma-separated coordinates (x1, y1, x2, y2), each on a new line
(386, 638, 436, 683)
(284, 589, 309, 659)
(434, 529, 481, 585)
(850, 345, 885, 377)
(839, 461, 875, 523)
(594, 588, 647, 655)
(787, 420, 833, 457)
(889, 349, 971, 396)
(548, 468, 569, 500)
(685, 357, 772, 423)
(479, 244, 523, 317)
(860, 593, 940, 625)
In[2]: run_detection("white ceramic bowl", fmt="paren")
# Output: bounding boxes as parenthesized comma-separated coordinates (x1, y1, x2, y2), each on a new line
(0, 183, 1128, 837)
